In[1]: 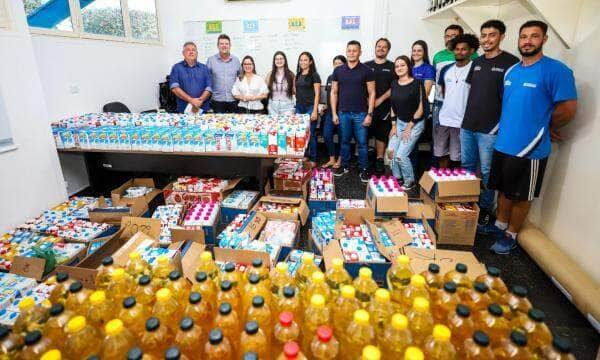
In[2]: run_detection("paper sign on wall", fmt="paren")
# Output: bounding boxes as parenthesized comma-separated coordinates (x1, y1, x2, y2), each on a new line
(341, 16, 360, 30)
(243, 20, 259, 33)
(288, 17, 306, 32)
(206, 21, 222, 34)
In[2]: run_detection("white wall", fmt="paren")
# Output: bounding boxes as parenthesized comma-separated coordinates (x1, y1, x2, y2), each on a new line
(0, 0, 67, 233)
(29, 0, 171, 194)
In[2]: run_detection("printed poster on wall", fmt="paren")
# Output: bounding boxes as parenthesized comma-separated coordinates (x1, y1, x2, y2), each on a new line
(288, 17, 306, 32)
(341, 16, 360, 30)
(243, 20, 259, 33)
(206, 20, 222, 34)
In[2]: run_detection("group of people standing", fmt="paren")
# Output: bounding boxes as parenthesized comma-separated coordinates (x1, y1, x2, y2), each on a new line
(169, 19, 578, 255)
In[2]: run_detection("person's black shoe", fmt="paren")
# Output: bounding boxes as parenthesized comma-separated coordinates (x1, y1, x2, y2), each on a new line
(333, 167, 349, 177)
(360, 170, 370, 183)
(375, 158, 385, 175)
(403, 182, 419, 198)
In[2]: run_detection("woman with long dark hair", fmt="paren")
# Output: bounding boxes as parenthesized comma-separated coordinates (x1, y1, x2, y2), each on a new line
(295, 51, 321, 167)
(231, 55, 269, 114)
(411, 40, 435, 97)
(321, 55, 347, 168)
(266, 51, 295, 116)
(388, 55, 426, 191)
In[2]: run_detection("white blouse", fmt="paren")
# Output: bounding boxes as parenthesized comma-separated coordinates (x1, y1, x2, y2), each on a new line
(231, 74, 269, 110)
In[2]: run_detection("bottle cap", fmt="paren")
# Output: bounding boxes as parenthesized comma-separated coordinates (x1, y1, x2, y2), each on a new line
(404, 347, 424, 360)
(332, 257, 344, 269)
(105, 319, 124, 336)
(195, 272, 208, 282)
(138, 275, 151, 286)
(180, 317, 194, 331)
(68, 281, 83, 293)
(243, 352, 259, 360)
(145, 317, 160, 332)
(245, 320, 259, 335)
(101, 256, 114, 266)
(456, 263, 468, 273)
(353, 309, 370, 325)
(220, 280, 232, 291)
(224, 262, 235, 272)
(156, 288, 172, 302)
(316, 325, 332, 342)
(168, 270, 182, 281)
(189, 292, 202, 304)
(165, 347, 181, 360)
(398, 255, 410, 265)
(527, 308, 546, 322)
(283, 341, 300, 358)
(413, 297, 429, 312)
(89, 291, 106, 306)
(18, 297, 35, 311)
(49, 303, 65, 317)
(410, 275, 426, 288)
(374, 288, 390, 302)
(219, 302, 232, 315)
(511, 285, 528, 298)
(208, 329, 223, 344)
(391, 313, 408, 330)
(157, 255, 169, 265)
(552, 336, 572, 353)
(283, 286, 296, 298)
(428, 263, 440, 274)
(128, 251, 141, 261)
(487, 266, 501, 277)
(359, 267, 372, 278)
(252, 258, 263, 268)
(341, 285, 355, 299)
(40, 349, 62, 360)
(301, 253, 314, 264)
(248, 273, 260, 284)
(252, 296, 265, 308)
(474, 282, 489, 294)
(200, 251, 213, 262)
(311, 271, 325, 283)
(56, 273, 69, 283)
(111, 268, 126, 281)
(311, 294, 325, 308)
(473, 331, 490, 347)
(511, 330, 528, 347)
(443, 282, 457, 293)
(279, 311, 293, 327)
(488, 303, 503, 317)
(24, 330, 42, 345)
(362, 345, 381, 360)
(456, 304, 471, 318)
(127, 347, 143, 360)
(123, 296, 136, 309)
(432, 324, 451, 342)
(66, 316, 86, 333)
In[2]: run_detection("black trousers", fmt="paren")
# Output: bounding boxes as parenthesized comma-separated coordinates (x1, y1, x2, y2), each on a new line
(211, 100, 238, 113)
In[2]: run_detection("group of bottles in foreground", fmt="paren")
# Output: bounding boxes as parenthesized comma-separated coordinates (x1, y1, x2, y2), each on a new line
(3, 251, 577, 360)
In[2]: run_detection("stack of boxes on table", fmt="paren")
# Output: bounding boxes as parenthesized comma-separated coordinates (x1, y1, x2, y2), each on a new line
(51, 112, 310, 156)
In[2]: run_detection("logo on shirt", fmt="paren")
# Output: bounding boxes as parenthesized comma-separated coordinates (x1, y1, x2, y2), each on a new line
(474, 66, 482, 71)
(381, 69, 392, 72)
(523, 82, 537, 88)
(491, 67, 505, 73)
(505, 80, 512, 86)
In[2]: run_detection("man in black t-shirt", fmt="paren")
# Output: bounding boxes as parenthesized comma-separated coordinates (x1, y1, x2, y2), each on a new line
(365, 38, 395, 174)
(461, 20, 519, 230)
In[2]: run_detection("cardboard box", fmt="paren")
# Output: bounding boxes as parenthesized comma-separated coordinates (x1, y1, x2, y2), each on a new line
(111, 178, 162, 207)
(88, 197, 148, 226)
(11, 244, 88, 282)
(265, 181, 308, 201)
(419, 171, 480, 203)
(258, 219, 300, 261)
(177, 203, 221, 245)
(273, 173, 311, 193)
(366, 185, 408, 217)
(220, 191, 260, 224)
(401, 213, 439, 261)
(213, 246, 272, 269)
(434, 203, 480, 246)
(164, 178, 242, 205)
(252, 196, 310, 226)
(407, 249, 486, 279)
(407, 201, 435, 220)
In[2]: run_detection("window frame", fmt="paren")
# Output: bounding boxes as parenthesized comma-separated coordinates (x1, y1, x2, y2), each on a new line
(0, 0, 12, 30)
(27, 0, 162, 45)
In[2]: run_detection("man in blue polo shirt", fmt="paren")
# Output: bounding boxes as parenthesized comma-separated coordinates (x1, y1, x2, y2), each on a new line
(169, 42, 212, 113)
(331, 40, 376, 183)
(487, 20, 577, 254)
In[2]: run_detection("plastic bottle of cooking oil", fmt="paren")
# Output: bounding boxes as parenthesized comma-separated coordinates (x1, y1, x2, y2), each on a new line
(475, 266, 508, 303)
(310, 325, 339, 360)
(221, 262, 242, 291)
(243, 274, 272, 314)
(476, 303, 510, 348)
(461, 282, 492, 317)
(101, 319, 135, 359)
(295, 253, 320, 291)
(447, 304, 475, 354)
(271, 262, 295, 297)
(184, 292, 213, 332)
(95, 256, 116, 289)
(248, 258, 271, 290)
(304, 271, 332, 307)
(276, 286, 303, 325)
(64, 316, 101, 359)
(213, 302, 241, 353)
(13, 297, 48, 335)
(511, 308, 552, 356)
(19, 331, 54, 360)
(406, 297, 434, 347)
(118, 296, 149, 340)
(423, 324, 456, 360)
(342, 310, 375, 360)
(401, 275, 430, 313)
(134, 274, 156, 307)
(404, 347, 424, 360)
(139, 317, 174, 358)
(86, 290, 114, 329)
(246, 295, 273, 339)
(107, 268, 135, 305)
(166, 270, 191, 305)
(361, 345, 381, 360)
(48, 273, 73, 305)
(432, 282, 460, 323)
(196, 251, 219, 281)
(324, 257, 352, 294)
(443, 263, 472, 296)
(302, 294, 331, 352)
(379, 313, 412, 359)
(192, 271, 217, 308)
(218, 280, 242, 316)
(332, 285, 361, 339)
(493, 330, 532, 360)
(152, 288, 183, 332)
(65, 281, 91, 315)
(387, 255, 413, 304)
(126, 251, 151, 279)
(540, 336, 576, 360)
(174, 317, 204, 360)
(273, 311, 300, 355)
(353, 267, 379, 305)
(43, 303, 73, 345)
(501, 285, 532, 320)
(204, 328, 233, 360)
(463, 331, 495, 359)
(420, 263, 443, 294)
(367, 288, 394, 336)
(240, 321, 270, 360)
(278, 341, 307, 360)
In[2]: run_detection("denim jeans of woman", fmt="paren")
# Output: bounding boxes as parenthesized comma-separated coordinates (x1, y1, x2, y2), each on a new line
(390, 120, 425, 185)
(322, 112, 338, 158)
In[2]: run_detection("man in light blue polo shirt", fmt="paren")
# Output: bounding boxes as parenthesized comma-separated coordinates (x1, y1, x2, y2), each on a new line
(486, 20, 577, 254)
(207, 34, 241, 113)
(169, 42, 212, 113)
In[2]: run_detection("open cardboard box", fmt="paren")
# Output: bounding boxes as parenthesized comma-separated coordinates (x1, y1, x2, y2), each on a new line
(407, 201, 435, 220)
(434, 202, 480, 246)
(11, 243, 89, 282)
(252, 196, 309, 226)
(419, 171, 480, 203)
(111, 178, 162, 207)
(175, 202, 221, 245)
(164, 178, 242, 205)
(220, 191, 260, 224)
(89, 197, 148, 226)
(213, 246, 272, 269)
(407, 248, 487, 279)
(258, 218, 300, 261)
(265, 181, 308, 201)
(366, 185, 408, 217)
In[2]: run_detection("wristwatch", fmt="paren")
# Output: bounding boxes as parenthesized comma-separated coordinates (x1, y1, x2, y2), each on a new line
(367, 112, 373, 117)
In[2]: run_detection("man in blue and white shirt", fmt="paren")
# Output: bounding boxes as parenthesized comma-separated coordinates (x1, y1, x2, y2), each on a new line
(487, 20, 577, 254)
(207, 34, 241, 113)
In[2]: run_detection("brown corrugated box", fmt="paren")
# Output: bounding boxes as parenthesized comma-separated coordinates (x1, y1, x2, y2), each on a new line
(419, 171, 480, 203)
(111, 178, 162, 206)
(434, 203, 480, 246)
(252, 196, 310, 225)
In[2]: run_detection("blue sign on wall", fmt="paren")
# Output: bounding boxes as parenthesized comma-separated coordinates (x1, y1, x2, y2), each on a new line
(341, 16, 360, 30)
(243, 20, 259, 33)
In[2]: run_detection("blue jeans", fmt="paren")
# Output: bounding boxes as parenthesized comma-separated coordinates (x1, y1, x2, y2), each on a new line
(339, 112, 368, 170)
(390, 121, 425, 184)
(460, 128, 496, 211)
(296, 104, 317, 161)
(322, 112, 338, 157)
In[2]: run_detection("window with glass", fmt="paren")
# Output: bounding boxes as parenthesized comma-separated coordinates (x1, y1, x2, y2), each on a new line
(0, 87, 15, 151)
(79, 0, 125, 37)
(0, 0, 9, 29)
(128, 0, 159, 40)
(24, 0, 74, 31)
